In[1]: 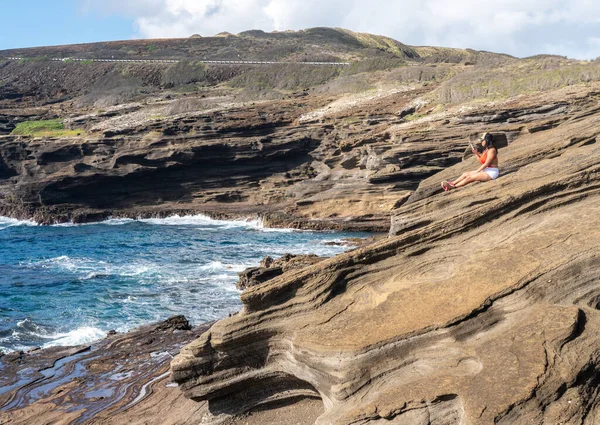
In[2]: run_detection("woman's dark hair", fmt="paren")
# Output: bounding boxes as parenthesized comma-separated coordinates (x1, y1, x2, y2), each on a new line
(484, 132, 494, 148)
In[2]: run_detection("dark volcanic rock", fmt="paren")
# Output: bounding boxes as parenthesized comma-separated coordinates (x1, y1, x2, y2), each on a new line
(155, 315, 193, 332)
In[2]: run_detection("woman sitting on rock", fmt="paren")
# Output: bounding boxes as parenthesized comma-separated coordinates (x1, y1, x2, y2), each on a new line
(442, 133, 499, 191)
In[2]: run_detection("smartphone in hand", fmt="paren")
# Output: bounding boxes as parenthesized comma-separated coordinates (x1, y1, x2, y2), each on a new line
(468, 140, 476, 152)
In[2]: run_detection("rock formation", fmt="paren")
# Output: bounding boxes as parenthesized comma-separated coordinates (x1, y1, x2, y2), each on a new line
(0, 317, 210, 425)
(237, 254, 325, 290)
(171, 95, 600, 423)
(0, 29, 519, 229)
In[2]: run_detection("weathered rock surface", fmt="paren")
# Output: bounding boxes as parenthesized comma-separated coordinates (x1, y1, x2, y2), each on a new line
(0, 316, 209, 424)
(0, 88, 583, 231)
(0, 315, 323, 425)
(171, 97, 600, 424)
(1, 40, 593, 232)
(237, 254, 325, 290)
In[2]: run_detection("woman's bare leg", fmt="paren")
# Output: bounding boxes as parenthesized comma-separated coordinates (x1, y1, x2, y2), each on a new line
(453, 171, 477, 185)
(454, 171, 492, 188)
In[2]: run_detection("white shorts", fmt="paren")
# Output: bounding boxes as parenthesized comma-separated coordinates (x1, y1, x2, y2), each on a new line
(483, 167, 499, 180)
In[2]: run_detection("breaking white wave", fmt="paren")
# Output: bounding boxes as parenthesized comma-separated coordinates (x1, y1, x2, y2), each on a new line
(51, 214, 265, 228)
(1, 318, 107, 352)
(2, 214, 298, 232)
(24, 256, 249, 290)
(140, 214, 252, 227)
(8, 318, 51, 340)
(3, 210, 367, 352)
(30, 256, 151, 278)
(54, 218, 137, 227)
(41, 326, 107, 348)
(198, 260, 249, 273)
(51, 214, 296, 232)
(104, 218, 136, 226)
(51, 218, 134, 227)
(138, 214, 295, 232)
(0, 217, 38, 230)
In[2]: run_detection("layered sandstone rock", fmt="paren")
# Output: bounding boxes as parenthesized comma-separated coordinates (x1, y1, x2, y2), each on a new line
(171, 98, 600, 424)
(237, 254, 325, 290)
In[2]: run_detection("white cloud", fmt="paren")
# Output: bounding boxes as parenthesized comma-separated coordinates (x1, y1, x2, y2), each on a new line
(81, 0, 600, 59)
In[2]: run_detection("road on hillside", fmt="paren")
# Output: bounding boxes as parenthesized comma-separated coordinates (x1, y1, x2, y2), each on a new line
(4, 57, 350, 66)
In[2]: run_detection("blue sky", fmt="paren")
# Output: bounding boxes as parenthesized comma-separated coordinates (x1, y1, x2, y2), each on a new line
(1, 0, 600, 59)
(0, 0, 133, 50)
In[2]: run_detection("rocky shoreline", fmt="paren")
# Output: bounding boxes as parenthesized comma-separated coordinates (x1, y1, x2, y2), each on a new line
(0, 315, 324, 425)
(0, 252, 358, 425)
(0, 316, 213, 425)
(0, 205, 390, 233)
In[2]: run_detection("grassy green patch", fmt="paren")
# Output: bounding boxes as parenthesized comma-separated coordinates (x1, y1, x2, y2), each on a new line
(35, 129, 86, 137)
(403, 112, 425, 121)
(12, 119, 63, 135)
(18, 56, 51, 63)
(11, 120, 85, 137)
(343, 57, 406, 75)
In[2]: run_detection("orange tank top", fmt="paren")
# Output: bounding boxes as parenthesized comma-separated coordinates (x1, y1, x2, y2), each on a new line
(479, 150, 488, 165)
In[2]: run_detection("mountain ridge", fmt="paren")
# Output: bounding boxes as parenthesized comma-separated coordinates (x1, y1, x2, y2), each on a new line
(0, 27, 503, 63)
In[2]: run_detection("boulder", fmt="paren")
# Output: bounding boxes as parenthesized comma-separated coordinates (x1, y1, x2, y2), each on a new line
(237, 254, 325, 290)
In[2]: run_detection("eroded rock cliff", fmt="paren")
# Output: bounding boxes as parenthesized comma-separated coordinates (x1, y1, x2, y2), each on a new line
(171, 93, 600, 424)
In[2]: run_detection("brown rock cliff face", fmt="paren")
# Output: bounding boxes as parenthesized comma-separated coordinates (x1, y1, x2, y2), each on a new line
(0, 31, 522, 229)
(171, 96, 600, 424)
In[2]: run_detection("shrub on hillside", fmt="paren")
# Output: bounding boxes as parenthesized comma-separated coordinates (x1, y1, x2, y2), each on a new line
(161, 60, 207, 87)
(343, 57, 406, 75)
(314, 64, 454, 96)
(387, 65, 455, 83)
(435, 61, 600, 103)
(76, 70, 144, 107)
(296, 53, 343, 63)
(256, 44, 302, 60)
(229, 64, 341, 92)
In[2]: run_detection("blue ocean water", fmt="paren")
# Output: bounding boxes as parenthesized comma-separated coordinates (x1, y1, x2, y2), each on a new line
(0, 215, 367, 353)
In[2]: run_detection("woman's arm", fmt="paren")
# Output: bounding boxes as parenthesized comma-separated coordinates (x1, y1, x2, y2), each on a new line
(476, 148, 497, 172)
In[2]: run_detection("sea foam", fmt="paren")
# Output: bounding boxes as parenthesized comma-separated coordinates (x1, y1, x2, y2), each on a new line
(42, 326, 107, 348)
(0, 217, 38, 230)
(1, 214, 296, 232)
